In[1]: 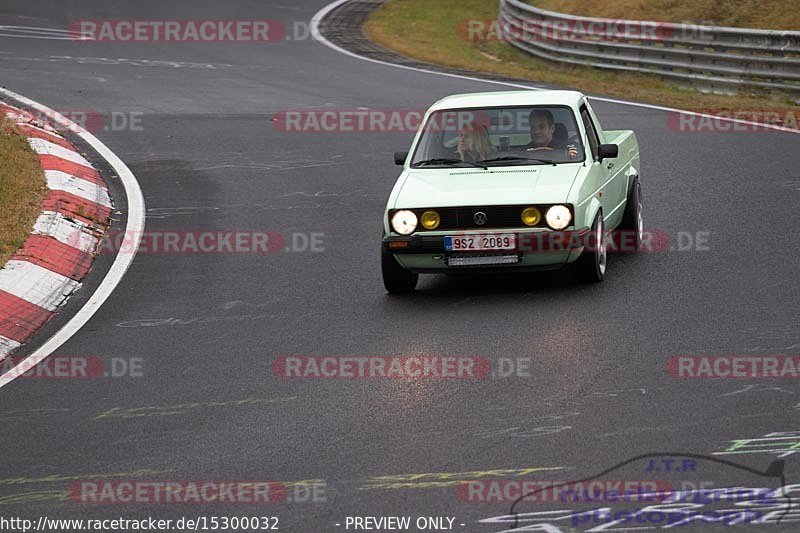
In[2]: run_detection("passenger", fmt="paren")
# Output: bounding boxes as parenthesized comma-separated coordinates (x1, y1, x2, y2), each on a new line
(457, 122, 492, 163)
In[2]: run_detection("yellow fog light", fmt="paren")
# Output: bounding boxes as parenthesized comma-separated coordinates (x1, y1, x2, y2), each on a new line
(420, 210, 441, 230)
(521, 207, 542, 226)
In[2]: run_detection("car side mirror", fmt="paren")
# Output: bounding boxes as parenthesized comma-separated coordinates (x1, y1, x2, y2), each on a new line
(394, 151, 408, 166)
(598, 144, 618, 161)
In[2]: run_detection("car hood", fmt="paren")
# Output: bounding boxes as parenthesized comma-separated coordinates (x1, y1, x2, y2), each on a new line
(393, 165, 582, 208)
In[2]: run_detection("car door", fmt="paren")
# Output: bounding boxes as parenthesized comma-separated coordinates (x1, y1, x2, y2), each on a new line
(578, 105, 612, 225)
(584, 101, 628, 228)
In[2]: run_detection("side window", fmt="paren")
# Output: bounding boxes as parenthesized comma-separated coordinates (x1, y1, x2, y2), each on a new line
(580, 107, 600, 161)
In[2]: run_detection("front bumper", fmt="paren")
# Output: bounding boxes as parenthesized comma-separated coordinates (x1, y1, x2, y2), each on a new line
(382, 228, 590, 273)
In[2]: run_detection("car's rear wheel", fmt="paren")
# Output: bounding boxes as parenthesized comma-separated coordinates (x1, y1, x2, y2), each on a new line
(619, 178, 643, 251)
(572, 211, 606, 283)
(382, 248, 418, 293)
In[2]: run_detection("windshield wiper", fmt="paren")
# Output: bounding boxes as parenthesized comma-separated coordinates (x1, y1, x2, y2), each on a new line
(412, 158, 488, 170)
(477, 156, 557, 166)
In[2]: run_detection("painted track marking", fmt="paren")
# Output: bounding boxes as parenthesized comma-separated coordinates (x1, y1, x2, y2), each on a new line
(0, 88, 145, 388)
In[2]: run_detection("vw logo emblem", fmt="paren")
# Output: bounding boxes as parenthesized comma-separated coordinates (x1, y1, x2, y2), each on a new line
(473, 211, 487, 226)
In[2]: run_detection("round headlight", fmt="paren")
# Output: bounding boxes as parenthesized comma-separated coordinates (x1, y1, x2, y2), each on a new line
(521, 207, 542, 226)
(391, 210, 418, 235)
(420, 210, 440, 230)
(545, 205, 572, 230)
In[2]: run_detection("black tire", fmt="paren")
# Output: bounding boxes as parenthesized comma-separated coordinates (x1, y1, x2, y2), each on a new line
(572, 211, 606, 283)
(382, 248, 418, 293)
(619, 178, 643, 251)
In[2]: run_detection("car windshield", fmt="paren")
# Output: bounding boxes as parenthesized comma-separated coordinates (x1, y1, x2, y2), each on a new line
(410, 105, 586, 167)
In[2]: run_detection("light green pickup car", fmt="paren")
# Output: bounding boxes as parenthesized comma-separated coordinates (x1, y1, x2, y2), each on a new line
(381, 90, 642, 293)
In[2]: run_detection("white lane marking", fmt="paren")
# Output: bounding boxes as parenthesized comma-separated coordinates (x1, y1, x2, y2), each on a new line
(0, 336, 22, 360)
(32, 211, 99, 253)
(45, 170, 111, 206)
(37, 56, 229, 69)
(0, 261, 81, 311)
(310, 0, 800, 135)
(0, 88, 145, 388)
(27, 138, 93, 167)
(0, 25, 87, 41)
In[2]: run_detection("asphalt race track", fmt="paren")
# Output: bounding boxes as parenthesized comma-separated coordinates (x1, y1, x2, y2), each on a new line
(0, 1, 799, 531)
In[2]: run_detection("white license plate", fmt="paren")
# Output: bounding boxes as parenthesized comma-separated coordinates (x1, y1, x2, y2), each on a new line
(445, 234, 516, 251)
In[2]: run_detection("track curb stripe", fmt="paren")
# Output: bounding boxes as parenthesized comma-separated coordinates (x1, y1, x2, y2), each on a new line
(16, 124, 74, 150)
(0, 291, 54, 343)
(38, 154, 106, 187)
(45, 170, 111, 206)
(0, 101, 111, 360)
(12, 235, 93, 281)
(0, 89, 144, 387)
(28, 138, 94, 168)
(42, 190, 113, 227)
(32, 211, 100, 252)
(0, 103, 58, 130)
(0, 260, 81, 312)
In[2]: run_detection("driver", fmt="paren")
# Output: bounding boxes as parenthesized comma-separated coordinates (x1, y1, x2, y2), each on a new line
(525, 109, 562, 151)
(525, 109, 579, 159)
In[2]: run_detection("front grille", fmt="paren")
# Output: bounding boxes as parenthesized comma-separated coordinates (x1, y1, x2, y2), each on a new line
(450, 206, 525, 229)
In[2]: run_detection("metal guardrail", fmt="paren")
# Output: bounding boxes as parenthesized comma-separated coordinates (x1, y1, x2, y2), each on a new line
(498, 0, 800, 95)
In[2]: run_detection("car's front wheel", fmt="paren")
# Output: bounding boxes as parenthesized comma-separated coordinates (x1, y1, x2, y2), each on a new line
(572, 211, 606, 283)
(382, 248, 418, 293)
